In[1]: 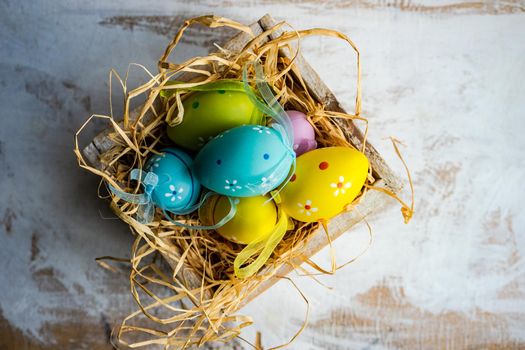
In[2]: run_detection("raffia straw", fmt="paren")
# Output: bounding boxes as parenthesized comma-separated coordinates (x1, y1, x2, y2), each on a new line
(74, 15, 414, 349)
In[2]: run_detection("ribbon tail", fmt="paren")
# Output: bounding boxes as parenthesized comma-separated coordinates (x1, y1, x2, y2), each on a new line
(253, 62, 294, 146)
(242, 68, 276, 119)
(108, 169, 159, 224)
(137, 202, 155, 224)
(108, 183, 150, 205)
(234, 209, 289, 279)
(242, 60, 297, 198)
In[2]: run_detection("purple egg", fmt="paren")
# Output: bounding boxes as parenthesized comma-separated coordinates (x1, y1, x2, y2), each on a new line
(286, 110, 317, 156)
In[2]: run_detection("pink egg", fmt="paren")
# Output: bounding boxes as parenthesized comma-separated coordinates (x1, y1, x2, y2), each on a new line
(286, 110, 317, 156)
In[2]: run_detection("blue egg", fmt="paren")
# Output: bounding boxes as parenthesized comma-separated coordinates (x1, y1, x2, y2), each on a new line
(192, 125, 294, 197)
(144, 148, 200, 211)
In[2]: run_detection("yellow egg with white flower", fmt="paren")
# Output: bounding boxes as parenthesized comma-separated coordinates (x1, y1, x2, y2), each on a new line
(279, 147, 369, 222)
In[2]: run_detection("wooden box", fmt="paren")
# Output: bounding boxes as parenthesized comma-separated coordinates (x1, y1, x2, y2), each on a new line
(82, 14, 402, 308)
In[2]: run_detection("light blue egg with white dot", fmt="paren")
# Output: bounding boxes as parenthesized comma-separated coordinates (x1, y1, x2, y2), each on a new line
(192, 125, 294, 197)
(144, 148, 200, 211)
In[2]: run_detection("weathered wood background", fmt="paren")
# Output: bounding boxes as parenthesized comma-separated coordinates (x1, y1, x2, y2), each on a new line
(1, 1, 524, 349)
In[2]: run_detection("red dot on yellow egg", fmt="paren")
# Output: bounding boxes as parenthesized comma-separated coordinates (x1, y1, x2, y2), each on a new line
(319, 161, 329, 170)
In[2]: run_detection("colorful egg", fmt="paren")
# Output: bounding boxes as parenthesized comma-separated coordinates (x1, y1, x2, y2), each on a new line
(144, 148, 201, 211)
(286, 110, 317, 156)
(199, 195, 278, 244)
(280, 147, 369, 222)
(192, 125, 294, 197)
(166, 81, 263, 151)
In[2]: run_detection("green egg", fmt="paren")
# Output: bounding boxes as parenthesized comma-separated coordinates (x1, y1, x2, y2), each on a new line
(166, 81, 263, 151)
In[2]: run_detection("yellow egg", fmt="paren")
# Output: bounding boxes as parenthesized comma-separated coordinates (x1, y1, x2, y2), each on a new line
(280, 147, 369, 222)
(200, 195, 278, 244)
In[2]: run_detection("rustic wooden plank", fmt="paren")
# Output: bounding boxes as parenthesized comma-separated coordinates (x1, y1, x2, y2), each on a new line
(221, 20, 264, 52)
(5, 2, 525, 349)
(82, 142, 103, 170)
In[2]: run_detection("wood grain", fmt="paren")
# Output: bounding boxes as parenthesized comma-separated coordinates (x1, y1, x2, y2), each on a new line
(307, 282, 525, 350)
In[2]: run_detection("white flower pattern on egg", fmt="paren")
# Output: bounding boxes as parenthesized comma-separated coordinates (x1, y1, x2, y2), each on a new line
(149, 153, 165, 168)
(252, 126, 271, 134)
(164, 184, 184, 202)
(224, 179, 242, 192)
(260, 173, 275, 188)
(330, 176, 352, 196)
(297, 200, 318, 216)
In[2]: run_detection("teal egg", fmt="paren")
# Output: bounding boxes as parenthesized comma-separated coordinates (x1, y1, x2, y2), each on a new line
(192, 125, 294, 197)
(144, 148, 200, 211)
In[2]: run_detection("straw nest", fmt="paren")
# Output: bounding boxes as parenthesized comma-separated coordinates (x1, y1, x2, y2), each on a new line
(75, 15, 413, 349)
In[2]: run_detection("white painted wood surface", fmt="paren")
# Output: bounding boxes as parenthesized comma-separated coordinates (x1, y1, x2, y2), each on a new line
(1, 1, 524, 349)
